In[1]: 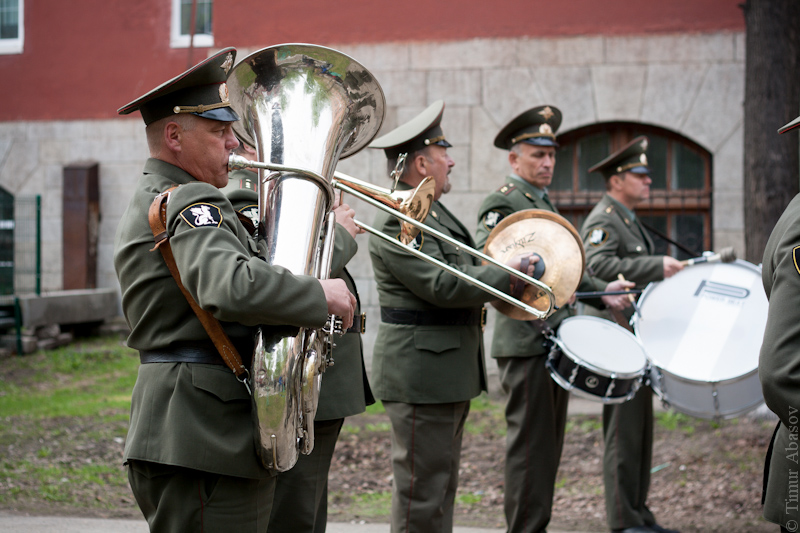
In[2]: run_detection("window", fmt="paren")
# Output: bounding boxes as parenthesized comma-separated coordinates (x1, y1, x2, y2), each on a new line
(171, 0, 213, 48)
(0, 0, 23, 55)
(550, 123, 712, 260)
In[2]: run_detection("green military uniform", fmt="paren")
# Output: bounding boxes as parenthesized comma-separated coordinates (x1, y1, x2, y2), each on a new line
(224, 171, 375, 533)
(368, 101, 509, 533)
(115, 49, 330, 532)
(474, 105, 608, 533)
(759, 115, 800, 532)
(579, 137, 672, 533)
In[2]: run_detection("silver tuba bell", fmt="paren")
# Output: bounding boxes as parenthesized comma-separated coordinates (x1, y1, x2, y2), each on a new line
(226, 44, 385, 471)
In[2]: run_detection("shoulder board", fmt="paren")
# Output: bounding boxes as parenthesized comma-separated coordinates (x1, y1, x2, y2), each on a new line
(179, 203, 223, 228)
(498, 183, 517, 196)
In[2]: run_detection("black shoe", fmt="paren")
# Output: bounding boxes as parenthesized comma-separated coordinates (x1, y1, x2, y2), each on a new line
(648, 525, 680, 533)
(612, 527, 655, 533)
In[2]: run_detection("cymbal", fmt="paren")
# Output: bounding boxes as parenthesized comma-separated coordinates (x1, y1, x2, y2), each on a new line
(483, 209, 585, 320)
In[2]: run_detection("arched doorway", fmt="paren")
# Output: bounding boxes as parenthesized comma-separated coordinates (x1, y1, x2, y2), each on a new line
(551, 122, 712, 260)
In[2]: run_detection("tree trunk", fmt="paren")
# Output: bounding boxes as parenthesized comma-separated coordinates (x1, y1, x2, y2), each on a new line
(742, 0, 800, 263)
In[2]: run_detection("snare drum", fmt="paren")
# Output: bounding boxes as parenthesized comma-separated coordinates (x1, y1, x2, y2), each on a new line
(633, 260, 767, 420)
(547, 316, 648, 404)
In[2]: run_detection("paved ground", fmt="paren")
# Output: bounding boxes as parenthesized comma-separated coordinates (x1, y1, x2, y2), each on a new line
(0, 513, 593, 533)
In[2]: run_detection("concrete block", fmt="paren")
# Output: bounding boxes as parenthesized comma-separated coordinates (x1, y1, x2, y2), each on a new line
(372, 70, 427, 108)
(427, 69, 482, 106)
(447, 145, 471, 192)
(712, 124, 744, 190)
(641, 64, 709, 130)
(517, 36, 605, 67)
(713, 189, 745, 231)
(26, 121, 87, 141)
(411, 38, 516, 70)
(482, 68, 545, 127)
(332, 42, 411, 73)
(535, 66, 596, 131)
(17, 288, 118, 328)
(442, 105, 471, 146)
(469, 106, 508, 193)
(592, 65, 647, 122)
(0, 141, 39, 194)
(0, 122, 28, 140)
(682, 63, 744, 152)
(0, 334, 37, 354)
(735, 32, 746, 63)
(606, 33, 736, 64)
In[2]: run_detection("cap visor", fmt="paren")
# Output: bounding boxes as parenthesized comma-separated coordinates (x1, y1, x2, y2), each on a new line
(779, 115, 800, 134)
(195, 107, 240, 123)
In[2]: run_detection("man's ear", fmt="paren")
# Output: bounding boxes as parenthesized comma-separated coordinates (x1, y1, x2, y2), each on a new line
(508, 150, 518, 168)
(164, 121, 182, 153)
(609, 174, 623, 191)
(413, 153, 429, 176)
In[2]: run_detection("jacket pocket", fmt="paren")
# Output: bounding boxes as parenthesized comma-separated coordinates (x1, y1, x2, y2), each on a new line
(191, 365, 251, 402)
(413, 328, 461, 354)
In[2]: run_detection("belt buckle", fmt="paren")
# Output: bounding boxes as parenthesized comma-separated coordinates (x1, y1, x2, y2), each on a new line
(480, 307, 487, 331)
(359, 312, 367, 334)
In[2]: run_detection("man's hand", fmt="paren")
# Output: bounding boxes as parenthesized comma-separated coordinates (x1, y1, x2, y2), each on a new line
(663, 256, 683, 278)
(506, 252, 540, 295)
(600, 279, 636, 311)
(319, 279, 357, 331)
(333, 203, 363, 239)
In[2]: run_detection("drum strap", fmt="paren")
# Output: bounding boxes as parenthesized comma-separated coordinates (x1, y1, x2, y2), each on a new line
(147, 187, 250, 389)
(762, 421, 781, 505)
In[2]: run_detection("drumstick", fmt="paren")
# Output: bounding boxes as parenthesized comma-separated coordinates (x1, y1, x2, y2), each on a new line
(680, 247, 736, 267)
(617, 273, 642, 319)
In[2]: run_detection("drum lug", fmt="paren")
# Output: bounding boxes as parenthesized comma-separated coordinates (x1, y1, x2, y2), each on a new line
(604, 375, 616, 399)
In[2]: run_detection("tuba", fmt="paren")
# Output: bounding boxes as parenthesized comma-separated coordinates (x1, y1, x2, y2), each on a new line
(227, 44, 385, 471)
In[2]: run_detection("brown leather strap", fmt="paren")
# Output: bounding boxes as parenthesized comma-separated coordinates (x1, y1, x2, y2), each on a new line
(148, 187, 249, 383)
(235, 211, 256, 236)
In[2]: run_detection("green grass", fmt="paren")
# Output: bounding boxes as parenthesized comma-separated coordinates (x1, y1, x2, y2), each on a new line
(0, 338, 139, 419)
(349, 491, 392, 517)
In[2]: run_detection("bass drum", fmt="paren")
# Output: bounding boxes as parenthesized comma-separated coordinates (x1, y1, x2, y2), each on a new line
(633, 259, 767, 420)
(547, 316, 647, 404)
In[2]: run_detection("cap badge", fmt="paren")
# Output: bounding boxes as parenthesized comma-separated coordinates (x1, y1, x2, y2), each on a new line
(219, 83, 230, 105)
(640, 154, 648, 165)
(538, 106, 555, 121)
(539, 123, 553, 135)
(220, 53, 233, 75)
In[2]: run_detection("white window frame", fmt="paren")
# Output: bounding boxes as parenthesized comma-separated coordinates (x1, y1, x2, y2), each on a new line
(170, 0, 213, 49)
(0, 0, 23, 55)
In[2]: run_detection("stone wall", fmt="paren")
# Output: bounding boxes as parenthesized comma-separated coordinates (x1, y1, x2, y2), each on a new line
(0, 31, 745, 374)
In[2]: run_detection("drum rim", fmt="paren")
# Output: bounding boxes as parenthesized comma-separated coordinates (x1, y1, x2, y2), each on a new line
(545, 357, 640, 404)
(556, 315, 648, 378)
(648, 364, 759, 386)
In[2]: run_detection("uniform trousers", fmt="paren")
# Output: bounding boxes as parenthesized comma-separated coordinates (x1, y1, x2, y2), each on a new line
(127, 459, 274, 533)
(498, 355, 569, 533)
(267, 418, 345, 533)
(383, 400, 470, 533)
(603, 386, 655, 530)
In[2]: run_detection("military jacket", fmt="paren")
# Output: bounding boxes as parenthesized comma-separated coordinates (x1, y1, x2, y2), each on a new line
(475, 176, 602, 358)
(759, 193, 800, 527)
(580, 194, 664, 321)
(223, 182, 374, 422)
(368, 183, 508, 404)
(114, 158, 329, 479)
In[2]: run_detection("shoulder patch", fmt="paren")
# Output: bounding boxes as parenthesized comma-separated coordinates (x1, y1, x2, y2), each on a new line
(498, 184, 517, 196)
(238, 204, 259, 227)
(403, 231, 424, 250)
(794, 246, 800, 276)
(179, 203, 223, 228)
(588, 228, 609, 247)
(482, 210, 505, 231)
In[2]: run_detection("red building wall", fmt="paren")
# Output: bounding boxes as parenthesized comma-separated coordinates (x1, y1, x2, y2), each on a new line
(0, 0, 743, 122)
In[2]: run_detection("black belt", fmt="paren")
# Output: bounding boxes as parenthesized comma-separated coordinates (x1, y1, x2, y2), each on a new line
(140, 340, 253, 369)
(347, 313, 367, 334)
(380, 307, 485, 327)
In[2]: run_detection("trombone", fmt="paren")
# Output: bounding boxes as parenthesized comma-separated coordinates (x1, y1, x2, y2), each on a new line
(228, 155, 557, 320)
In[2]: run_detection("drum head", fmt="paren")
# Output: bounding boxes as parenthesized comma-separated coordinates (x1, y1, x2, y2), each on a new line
(483, 209, 585, 320)
(558, 316, 647, 375)
(634, 260, 767, 382)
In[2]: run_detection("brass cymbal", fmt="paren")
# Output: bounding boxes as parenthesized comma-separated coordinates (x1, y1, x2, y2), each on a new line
(483, 209, 585, 320)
